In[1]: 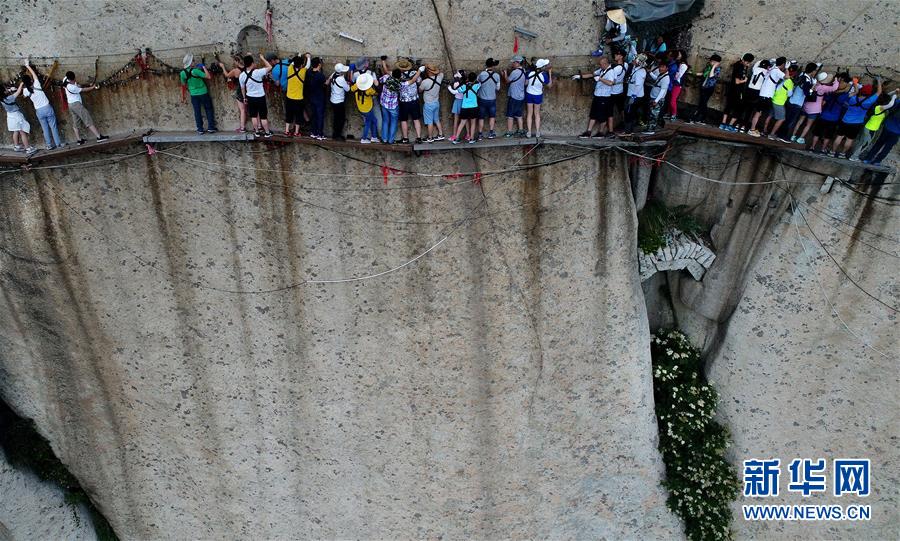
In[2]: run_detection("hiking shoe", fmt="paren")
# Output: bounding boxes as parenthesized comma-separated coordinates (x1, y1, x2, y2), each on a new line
(46, 145, 56, 151)
(400, 138, 410, 144)
(12, 145, 23, 152)
(451, 137, 460, 144)
(504, 131, 514, 138)
(434, 134, 445, 141)
(77, 139, 86, 145)
(425, 137, 434, 143)
(468, 137, 476, 144)
(25, 146, 37, 155)
(488, 130, 496, 139)
(414, 138, 422, 144)
(197, 130, 205, 135)
(848, 156, 860, 162)
(535, 131, 542, 138)
(747, 130, 761, 137)
(796, 137, 806, 145)
(206, 128, 217, 134)
(591, 132, 606, 138)
(579, 130, 591, 138)
(263, 131, 273, 138)
(525, 132, 532, 138)
(359, 138, 371, 144)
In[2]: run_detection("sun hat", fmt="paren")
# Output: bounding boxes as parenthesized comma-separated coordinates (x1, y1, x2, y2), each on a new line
(334, 63, 349, 73)
(535, 58, 550, 69)
(182, 54, 193, 69)
(356, 72, 374, 90)
(425, 62, 440, 73)
(396, 58, 413, 70)
(607, 8, 626, 25)
(816, 71, 829, 82)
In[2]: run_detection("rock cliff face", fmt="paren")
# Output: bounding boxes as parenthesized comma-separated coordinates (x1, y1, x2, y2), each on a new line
(0, 145, 681, 539)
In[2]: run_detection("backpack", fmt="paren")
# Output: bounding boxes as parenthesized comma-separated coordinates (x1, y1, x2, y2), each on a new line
(800, 74, 816, 102)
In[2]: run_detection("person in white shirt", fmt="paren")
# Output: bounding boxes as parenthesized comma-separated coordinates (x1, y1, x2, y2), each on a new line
(239, 53, 274, 137)
(748, 57, 785, 136)
(610, 50, 627, 127)
(22, 62, 64, 149)
(524, 59, 553, 138)
(573, 55, 617, 137)
(624, 54, 648, 133)
(645, 63, 670, 133)
(63, 71, 109, 145)
(328, 63, 351, 140)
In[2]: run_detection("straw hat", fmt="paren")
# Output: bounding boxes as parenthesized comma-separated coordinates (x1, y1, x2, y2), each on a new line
(396, 58, 413, 70)
(607, 8, 626, 25)
(356, 72, 375, 90)
(424, 63, 440, 73)
(535, 58, 550, 69)
(182, 54, 193, 69)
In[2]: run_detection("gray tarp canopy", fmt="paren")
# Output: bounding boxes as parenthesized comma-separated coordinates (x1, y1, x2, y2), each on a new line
(607, 0, 698, 22)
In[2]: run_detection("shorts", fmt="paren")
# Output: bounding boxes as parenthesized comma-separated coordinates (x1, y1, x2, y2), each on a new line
(233, 87, 243, 102)
(589, 95, 612, 121)
(612, 92, 626, 114)
(284, 97, 303, 124)
(477, 98, 497, 119)
(6, 110, 30, 133)
(460, 106, 479, 120)
(771, 103, 786, 121)
(525, 92, 543, 105)
(69, 101, 95, 129)
(812, 118, 838, 139)
(756, 96, 772, 113)
(802, 110, 819, 120)
(836, 122, 863, 140)
(399, 100, 421, 121)
(451, 99, 462, 115)
(246, 95, 268, 119)
(506, 97, 524, 118)
(423, 101, 440, 125)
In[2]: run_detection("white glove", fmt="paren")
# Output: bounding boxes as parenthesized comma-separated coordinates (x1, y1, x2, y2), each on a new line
(571, 74, 580, 80)
(418, 65, 425, 73)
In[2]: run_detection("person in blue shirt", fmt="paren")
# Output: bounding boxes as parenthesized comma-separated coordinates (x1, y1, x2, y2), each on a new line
(832, 77, 882, 158)
(863, 107, 900, 165)
(809, 73, 851, 154)
(268, 53, 291, 91)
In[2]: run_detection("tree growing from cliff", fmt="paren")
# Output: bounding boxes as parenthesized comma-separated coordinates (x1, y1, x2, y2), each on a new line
(651, 329, 740, 541)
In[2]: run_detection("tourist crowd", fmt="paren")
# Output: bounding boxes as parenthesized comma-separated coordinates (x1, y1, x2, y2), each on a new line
(3, 34, 898, 165)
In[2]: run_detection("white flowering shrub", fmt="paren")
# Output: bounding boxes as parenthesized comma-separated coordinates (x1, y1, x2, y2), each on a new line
(651, 329, 740, 541)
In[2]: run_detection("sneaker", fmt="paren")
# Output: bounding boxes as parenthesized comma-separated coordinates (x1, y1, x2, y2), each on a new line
(205, 129, 217, 134)
(263, 131, 273, 138)
(535, 131, 542, 138)
(849, 156, 860, 162)
(12, 145, 23, 152)
(400, 138, 410, 144)
(824, 150, 834, 157)
(197, 130, 206, 135)
(434, 134, 445, 141)
(517, 129, 528, 137)
(642, 129, 657, 135)
(718, 123, 728, 130)
(468, 137, 476, 144)
(789, 135, 797, 142)
(25, 146, 37, 155)
(525, 132, 532, 138)
(591, 132, 606, 138)
(504, 131, 514, 138)
(414, 138, 422, 144)
(451, 137, 460, 145)
(747, 130, 761, 137)
(474, 132, 482, 141)
(488, 130, 496, 139)
(359, 138, 371, 144)
(579, 130, 591, 139)
(77, 139, 86, 145)
(796, 137, 805, 145)
(46, 145, 56, 151)
(767, 135, 777, 140)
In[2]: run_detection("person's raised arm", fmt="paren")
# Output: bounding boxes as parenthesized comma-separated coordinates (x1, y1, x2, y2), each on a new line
(304, 53, 311, 70)
(11, 82, 24, 98)
(202, 65, 211, 80)
(259, 53, 273, 73)
(546, 67, 553, 88)
(23, 62, 39, 85)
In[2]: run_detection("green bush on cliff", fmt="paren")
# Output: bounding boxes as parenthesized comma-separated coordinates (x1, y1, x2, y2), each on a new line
(651, 329, 740, 541)
(638, 201, 703, 255)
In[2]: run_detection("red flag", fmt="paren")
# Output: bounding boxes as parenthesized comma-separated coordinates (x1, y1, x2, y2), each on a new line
(513, 36, 519, 53)
(473, 172, 482, 185)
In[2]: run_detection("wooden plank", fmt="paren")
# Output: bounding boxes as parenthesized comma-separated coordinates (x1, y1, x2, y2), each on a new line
(143, 131, 255, 143)
(263, 134, 413, 153)
(0, 131, 147, 165)
(414, 134, 669, 152)
(415, 136, 539, 152)
(668, 120, 893, 174)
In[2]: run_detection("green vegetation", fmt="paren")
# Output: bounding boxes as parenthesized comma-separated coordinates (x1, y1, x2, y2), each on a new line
(637, 201, 703, 255)
(650, 329, 740, 541)
(0, 400, 119, 541)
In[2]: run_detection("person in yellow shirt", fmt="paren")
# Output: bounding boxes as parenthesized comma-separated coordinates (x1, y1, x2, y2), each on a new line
(284, 53, 311, 136)
(350, 72, 380, 143)
(851, 89, 897, 161)
(763, 64, 797, 142)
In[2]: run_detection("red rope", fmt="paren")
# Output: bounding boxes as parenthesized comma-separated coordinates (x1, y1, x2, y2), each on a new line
(265, 8, 274, 44)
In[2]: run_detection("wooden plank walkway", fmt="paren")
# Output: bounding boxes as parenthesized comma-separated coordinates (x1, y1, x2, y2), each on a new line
(0, 123, 892, 175)
(0, 131, 147, 165)
(667, 120, 894, 174)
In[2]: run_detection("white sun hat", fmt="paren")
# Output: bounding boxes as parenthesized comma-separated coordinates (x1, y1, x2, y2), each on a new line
(356, 72, 374, 90)
(535, 58, 550, 69)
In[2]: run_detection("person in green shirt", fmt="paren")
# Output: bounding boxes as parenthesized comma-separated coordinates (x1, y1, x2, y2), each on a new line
(851, 89, 897, 160)
(180, 54, 217, 134)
